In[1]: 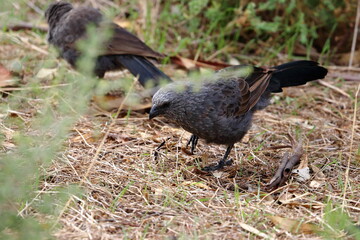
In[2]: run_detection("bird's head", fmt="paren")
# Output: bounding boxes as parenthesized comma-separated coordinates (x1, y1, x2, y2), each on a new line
(150, 82, 191, 119)
(149, 88, 175, 120)
(45, 1, 73, 27)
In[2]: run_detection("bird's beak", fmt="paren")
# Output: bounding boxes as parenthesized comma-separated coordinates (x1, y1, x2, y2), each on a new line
(149, 105, 159, 120)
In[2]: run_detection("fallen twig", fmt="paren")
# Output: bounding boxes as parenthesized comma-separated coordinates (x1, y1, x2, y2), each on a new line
(267, 137, 304, 189)
(4, 22, 48, 32)
(327, 71, 360, 82)
(318, 79, 351, 98)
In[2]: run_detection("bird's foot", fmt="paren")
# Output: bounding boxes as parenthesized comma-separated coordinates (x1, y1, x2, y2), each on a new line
(153, 138, 169, 161)
(202, 159, 233, 172)
(186, 135, 199, 154)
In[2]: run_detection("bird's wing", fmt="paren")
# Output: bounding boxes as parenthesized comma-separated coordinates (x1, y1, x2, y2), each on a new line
(104, 25, 163, 58)
(58, 7, 103, 48)
(213, 66, 272, 117)
(60, 12, 163, 59)
(245, 67, 273, 111)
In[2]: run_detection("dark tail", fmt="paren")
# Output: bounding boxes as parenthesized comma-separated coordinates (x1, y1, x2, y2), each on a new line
(268, 60, 327, 93)
(116, 55, 172, 89)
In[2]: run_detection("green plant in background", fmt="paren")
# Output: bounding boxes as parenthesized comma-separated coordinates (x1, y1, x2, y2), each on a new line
(320, 202, 360, 239)
(140, 0, 354, 64)
(0, 4, 121, 239)
(151, 0, 241, 57)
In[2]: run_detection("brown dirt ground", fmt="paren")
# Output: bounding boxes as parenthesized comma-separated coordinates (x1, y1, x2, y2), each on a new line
(50, 77, 359, 239)
(1, 26, 359, 240)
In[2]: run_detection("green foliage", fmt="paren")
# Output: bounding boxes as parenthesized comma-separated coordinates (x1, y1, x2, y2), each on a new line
(0, 4, 117, 239)
(140, 0, 354, 64)
(320, 202, 360, 239)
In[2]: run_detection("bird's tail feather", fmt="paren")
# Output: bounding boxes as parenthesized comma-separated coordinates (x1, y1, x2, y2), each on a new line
(116, 55, 172, 89)
(268, 60, 327, 92)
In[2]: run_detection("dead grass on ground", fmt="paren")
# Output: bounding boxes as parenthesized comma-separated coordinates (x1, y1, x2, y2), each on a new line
(1, 26, 360, 240)
(52, 80, 359, 239)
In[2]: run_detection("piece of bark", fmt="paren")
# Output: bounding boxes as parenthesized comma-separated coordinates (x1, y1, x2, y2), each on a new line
(267, 140, 303, 189)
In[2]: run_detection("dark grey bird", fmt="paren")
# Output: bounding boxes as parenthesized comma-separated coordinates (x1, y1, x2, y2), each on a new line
(45, 1, 171, 89)
(149, 61, 328, 171)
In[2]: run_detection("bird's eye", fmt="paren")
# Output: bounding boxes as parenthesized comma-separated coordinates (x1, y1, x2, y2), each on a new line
(160, 102, 170, 108)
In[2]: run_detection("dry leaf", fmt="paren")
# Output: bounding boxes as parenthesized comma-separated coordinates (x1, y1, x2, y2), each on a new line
(174, 56, 196, 69)
(71, 132, 100, 144)
(212, 171, 223, 178)
(170, 56, 231, 70)
(113, 19, 132, 28)
(36, 68, 57, 79)
(260, 194, 275, 205)
(154, 188, 163, 196)
(92, 95, 152, 111)
(268, 216, 319, 234)
(309, 180, 322, 188)
(2, 129, 16, 149)
(2, 141, 16, 149)
(238, 221, 274, 239)
(0, 64, 13, 87)
(278, 192, 296, 203)
(282, 202, 323, 209)
(287, 117, 314, 129)
(153, 188, 164, 207)
(292, 167, 311, 182)
(182, 181, 211, 189)
(229, 57, 240, 65)
(310, 164, 326, 179)
(297, 154, 308, 169)
(138, 132, 153, 139)
(241, 134, 250, 143)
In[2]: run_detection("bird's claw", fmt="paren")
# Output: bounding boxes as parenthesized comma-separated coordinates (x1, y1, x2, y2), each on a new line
(186, 135, 199, 154)
(224, 159, 233, 166)
(201, 159, 233, 172)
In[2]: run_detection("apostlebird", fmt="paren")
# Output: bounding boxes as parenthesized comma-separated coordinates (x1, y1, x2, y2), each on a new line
(149, 60, 327, 171)
(45, 1, 171, 90)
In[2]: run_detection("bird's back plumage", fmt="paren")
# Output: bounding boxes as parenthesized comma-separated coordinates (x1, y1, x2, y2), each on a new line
(45, 1, 171, 87)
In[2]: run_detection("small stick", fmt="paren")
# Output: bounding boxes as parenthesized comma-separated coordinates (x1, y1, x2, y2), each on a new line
(318, 80, 351, 98)
(342, 84, 360, 210)
(4, 22, 48, 32)
(349, 0, 360, 68)
(267, 137, 303, 189)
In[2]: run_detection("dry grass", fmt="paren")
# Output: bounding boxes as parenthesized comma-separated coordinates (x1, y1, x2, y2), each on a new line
(44, 78, 359, 239)
(29, 73, 356, 240)
(1, 5, 360, 239)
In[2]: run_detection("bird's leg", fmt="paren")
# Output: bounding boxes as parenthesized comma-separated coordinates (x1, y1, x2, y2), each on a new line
(202, 145, 234, 172)
(186, 135, 199, 154)
(153, 139, 167, 161)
